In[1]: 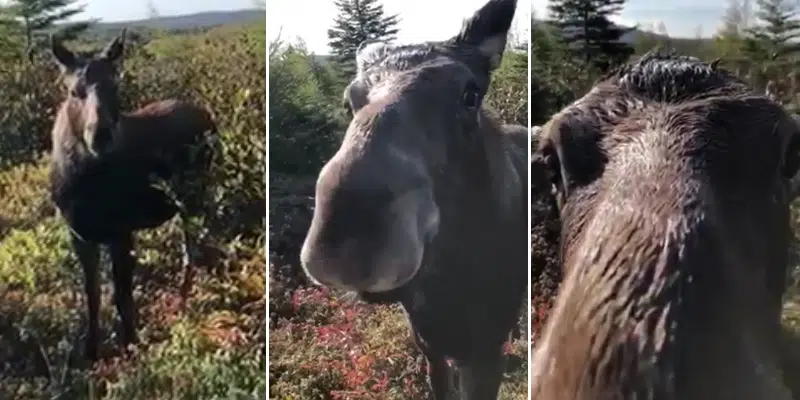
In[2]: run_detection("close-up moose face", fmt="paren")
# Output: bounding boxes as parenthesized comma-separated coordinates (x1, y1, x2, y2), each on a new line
(51, 30, 126, 157)
(530, 52, 800, 399)
(300, 0, 517, 295)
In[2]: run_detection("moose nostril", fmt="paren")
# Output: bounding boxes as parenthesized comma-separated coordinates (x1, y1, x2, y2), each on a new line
(420, 196, 440, 245)
(71, 86, 86, 99)
(424, 226, 437, 244)
(423, 212, 439, 244)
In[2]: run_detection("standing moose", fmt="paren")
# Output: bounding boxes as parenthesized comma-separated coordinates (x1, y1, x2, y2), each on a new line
(48, 30, 218, 361)
(299, 0, 528, 398)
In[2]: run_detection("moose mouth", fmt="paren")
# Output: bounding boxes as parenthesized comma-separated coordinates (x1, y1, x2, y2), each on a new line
(301, 182, 440, 303)
(355, 251, 427, 304)
(352, 229, 437, 304)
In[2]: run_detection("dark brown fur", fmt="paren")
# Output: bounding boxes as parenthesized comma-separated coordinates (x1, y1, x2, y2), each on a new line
(531, 51, 799, 399)
(48, 31, 218, 361)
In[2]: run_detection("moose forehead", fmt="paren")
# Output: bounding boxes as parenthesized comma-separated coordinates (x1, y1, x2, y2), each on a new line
(65, 56, 116, 84)
(550, 52, 759, 144)
(355, 42, 474, 89)
(540, 51, 793, 190)
(612, 52, 748, 103)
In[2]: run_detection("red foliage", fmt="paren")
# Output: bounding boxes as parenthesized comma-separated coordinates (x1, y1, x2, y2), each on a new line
(530, 294, 554, 344)
(272, 285, 430, 398)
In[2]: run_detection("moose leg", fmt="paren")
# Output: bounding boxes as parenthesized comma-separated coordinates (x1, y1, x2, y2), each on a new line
(177, 185, 215, 300)
(109, 234, 138, 349)
(72, 233, 100, 361)
(413, 332, 451, 400)
(456, 349, 505, 400)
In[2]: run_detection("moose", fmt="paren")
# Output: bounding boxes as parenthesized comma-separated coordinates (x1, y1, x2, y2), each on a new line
(299, 0, 527, 398)
(48, 30, 218, 361)
(530, 51, 799, 399)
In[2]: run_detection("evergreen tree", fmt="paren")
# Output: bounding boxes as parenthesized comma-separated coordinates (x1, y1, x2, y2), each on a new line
(0, 0, 93, 59)
(719, 0, 751, 37)
(145, 0, 160, 19)
(714, 0, 752, 61)
(327, 0, 399, 79)
(547, 0, 635, 71)
(743, 0, 800, 61)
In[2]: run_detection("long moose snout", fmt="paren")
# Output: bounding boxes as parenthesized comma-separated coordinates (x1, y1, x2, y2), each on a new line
(82, 90, 119, 155)
(300, 146, 440, 293)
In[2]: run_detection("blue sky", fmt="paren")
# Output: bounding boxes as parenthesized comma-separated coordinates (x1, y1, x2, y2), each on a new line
(66, 0, 257, 22)
(269, 0, 732, 55)
(532, 0, 728, 38)
(606, 0, 729, 38)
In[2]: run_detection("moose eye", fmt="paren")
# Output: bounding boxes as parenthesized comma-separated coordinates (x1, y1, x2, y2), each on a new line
(341, 97, 352, 113)
(545, 154, 562, 189)
(462, 82, 481, 109)
(70, 85, 86, 99)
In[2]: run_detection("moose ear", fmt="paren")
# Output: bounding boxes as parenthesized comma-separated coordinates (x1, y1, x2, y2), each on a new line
(452, 0, 517, 71)
(100, 28, 126, 63)
(531, 127, 555, 188)
(50, 34, 76, 71)
(709, 57, 722, 70)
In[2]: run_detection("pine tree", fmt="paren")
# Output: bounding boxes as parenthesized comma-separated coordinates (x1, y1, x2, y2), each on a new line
(744, 0, 800, 61)
(547, 0, 635, 72)
(714, 0, 752, 61)
(719, 0, 752, 37)
(0, 0, 93, 59)
(327, 0, 399, 79)
(145, 0, 160, 19)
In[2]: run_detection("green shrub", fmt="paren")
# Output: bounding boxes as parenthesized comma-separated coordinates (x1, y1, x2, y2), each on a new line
(0, 159, 54, 238)
(486, 49, 529, 126)
(0, 217, 72, 291)
(268, 42, 343, 175)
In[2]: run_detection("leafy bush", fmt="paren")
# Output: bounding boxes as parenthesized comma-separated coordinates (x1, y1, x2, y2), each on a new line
(269, 42, 343, 176)
(486, 49, 529, 126)
(0, 62, 61, 166)
(0, 159, 54, 238)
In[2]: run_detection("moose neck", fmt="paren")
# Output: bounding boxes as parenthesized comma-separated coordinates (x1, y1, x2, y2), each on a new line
(430, 112, 523, 270)
(534, 179, 787, 398)
(444, 111, 521, 223)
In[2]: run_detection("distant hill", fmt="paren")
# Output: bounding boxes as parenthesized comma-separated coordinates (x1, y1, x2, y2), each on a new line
(531, 18, 713, 57)
(80, 9, 264, 35)
(532, 18, 707, 44)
